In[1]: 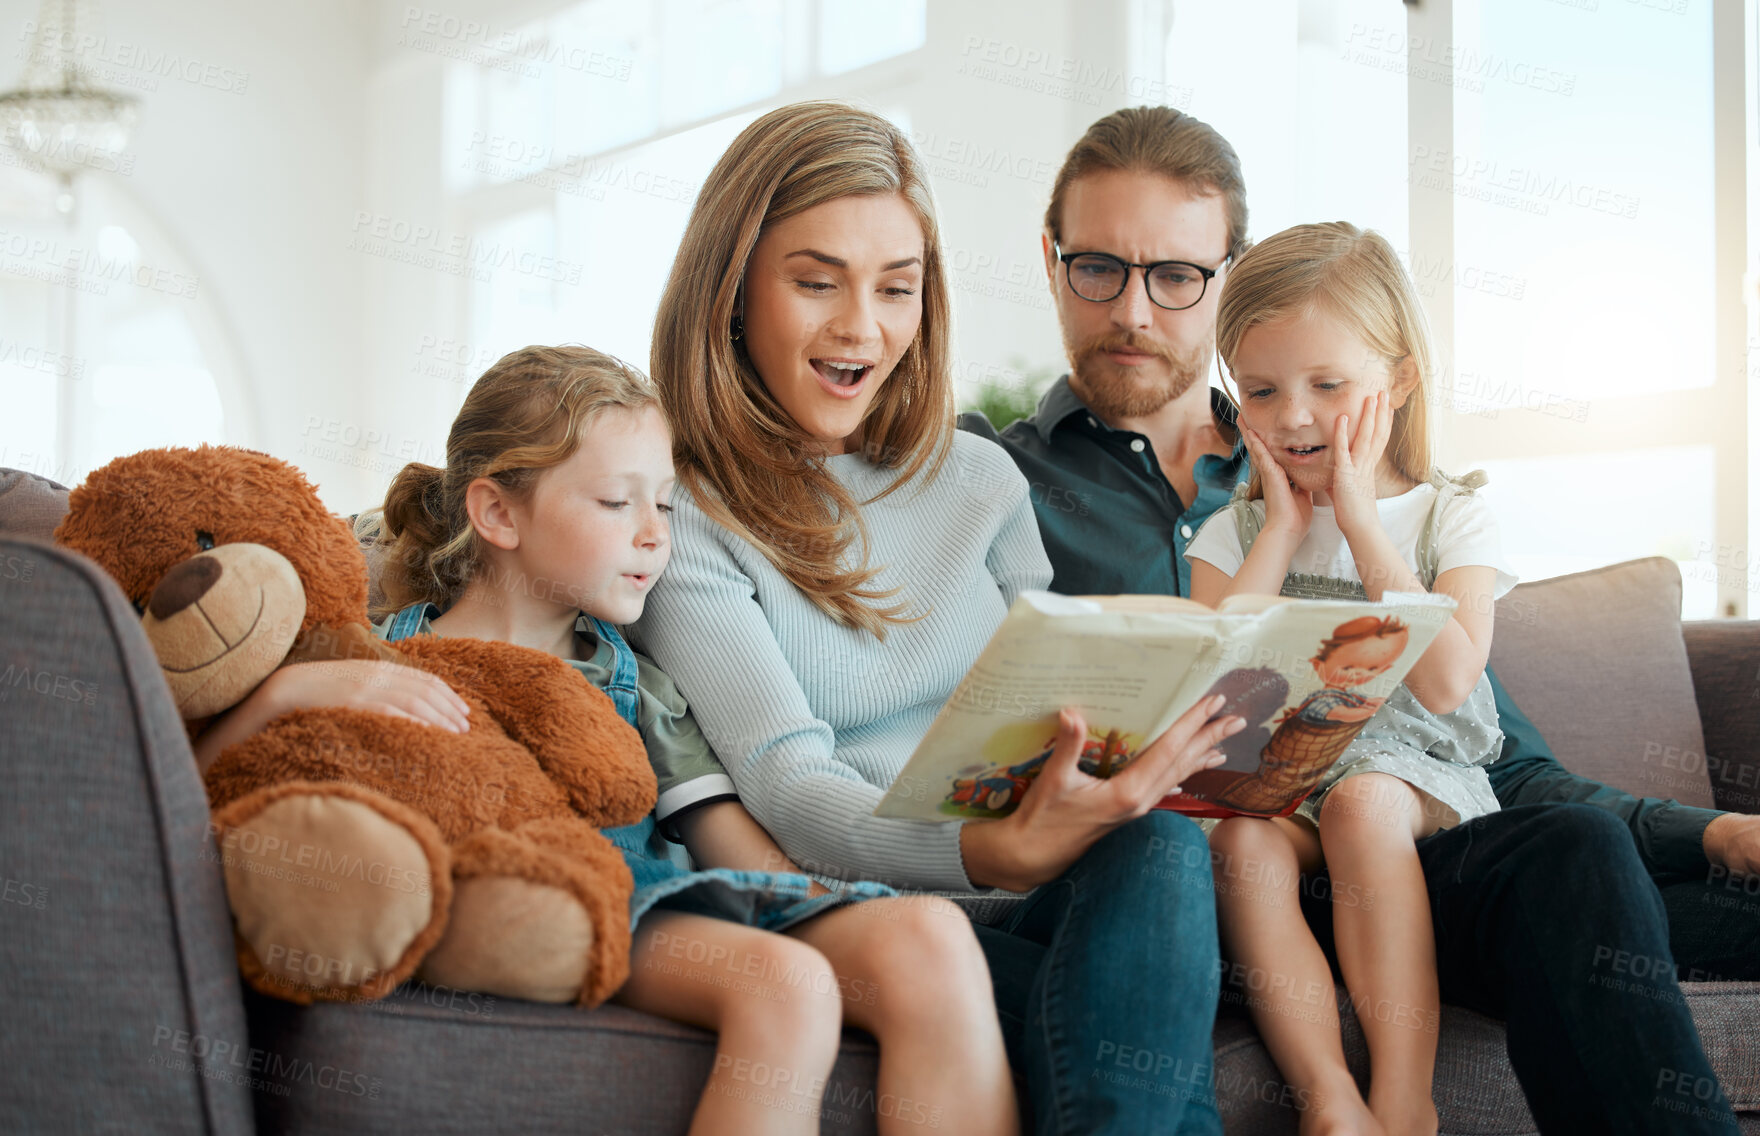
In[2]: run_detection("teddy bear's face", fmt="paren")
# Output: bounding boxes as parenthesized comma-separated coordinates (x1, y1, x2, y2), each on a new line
(56, 445, 386, 715)
(140, 541, 308, 716)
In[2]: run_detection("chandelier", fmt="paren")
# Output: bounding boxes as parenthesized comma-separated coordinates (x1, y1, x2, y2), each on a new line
(0, 0, 139, 185)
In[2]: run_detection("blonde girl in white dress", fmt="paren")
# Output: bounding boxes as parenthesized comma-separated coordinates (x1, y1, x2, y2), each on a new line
(1187, 222, 1517, 1136)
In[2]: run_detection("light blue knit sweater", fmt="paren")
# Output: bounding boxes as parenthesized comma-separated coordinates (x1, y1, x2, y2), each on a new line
(631, 430, 1053, 922)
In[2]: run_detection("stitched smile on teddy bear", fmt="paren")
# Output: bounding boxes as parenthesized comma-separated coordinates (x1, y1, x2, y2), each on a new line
(141, 542, 306, 718)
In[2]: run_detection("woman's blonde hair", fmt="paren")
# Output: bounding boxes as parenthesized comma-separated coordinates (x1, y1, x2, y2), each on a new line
(651, 99, 954, 638)
(360, 345, 658, 617)
(1215, 222, 1434, 501)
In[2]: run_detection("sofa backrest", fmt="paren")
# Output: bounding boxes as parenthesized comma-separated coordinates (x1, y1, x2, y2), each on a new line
(0, 536, 256, 1133)
(1490, 556, 1715, 808)
(0, 468, 70, 539)
(6, 466, 1717, 809)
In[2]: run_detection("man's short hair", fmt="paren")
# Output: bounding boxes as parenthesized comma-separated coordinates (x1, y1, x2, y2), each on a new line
(1045, 106, 1249, 263)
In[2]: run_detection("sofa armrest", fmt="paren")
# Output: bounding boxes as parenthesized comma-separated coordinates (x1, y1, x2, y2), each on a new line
(0, 537, 254, 1132)
(1683, 619, 1760, 815)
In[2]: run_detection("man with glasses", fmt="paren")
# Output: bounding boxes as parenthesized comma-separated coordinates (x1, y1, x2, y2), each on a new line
(963, 105, 1750, 1133)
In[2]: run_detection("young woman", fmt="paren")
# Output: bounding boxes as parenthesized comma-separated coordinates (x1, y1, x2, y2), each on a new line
(633, 99, 1247, 1135)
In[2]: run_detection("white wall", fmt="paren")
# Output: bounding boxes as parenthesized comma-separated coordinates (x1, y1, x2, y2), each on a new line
(900, 0, 1136, 399)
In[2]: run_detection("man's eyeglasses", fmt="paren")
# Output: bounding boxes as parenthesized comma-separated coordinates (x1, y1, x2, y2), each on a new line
(1054, 243, 1221, 311)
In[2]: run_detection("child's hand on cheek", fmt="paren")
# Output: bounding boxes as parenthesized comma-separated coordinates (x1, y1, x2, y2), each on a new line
(1330, 389, 1392, 538)
(1244, 427, 1313, 541)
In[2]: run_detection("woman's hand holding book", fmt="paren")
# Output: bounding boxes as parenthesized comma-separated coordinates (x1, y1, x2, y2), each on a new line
(959, 698, 1243, 892)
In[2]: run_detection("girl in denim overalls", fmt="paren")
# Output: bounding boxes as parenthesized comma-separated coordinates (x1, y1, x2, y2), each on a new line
(1187, 224, 1518, 1136)
(360, 345, 1014, 1136)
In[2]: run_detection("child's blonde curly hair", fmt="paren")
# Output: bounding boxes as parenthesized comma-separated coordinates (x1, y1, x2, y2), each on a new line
(358, 345, 658, 618)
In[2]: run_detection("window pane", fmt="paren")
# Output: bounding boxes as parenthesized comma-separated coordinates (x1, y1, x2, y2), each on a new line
(1472, 446, 1716, 619)
(467, 209, 564, 382)
(0, 204, 227, 483)
(1452, 0, 1714, 400)
(1167, 0, 1407, 396)
(554, 112, 755, 367)
(445, 54, 557, 192)
(660, 0, 784, 125)
(87, 364, 223, 460)
(483, 55, 558, 181)
(1296, 0, 1409, 249)
(818, 0, 926, 76)
(444, 63, 485, 194)
(0, 364, 61, 480)
(552, 0, 658, 156)
(0, 276, 62, 478)
(82, 279, 225, 466)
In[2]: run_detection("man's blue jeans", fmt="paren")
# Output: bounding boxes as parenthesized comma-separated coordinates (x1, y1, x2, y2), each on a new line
(1660, 875, 1760, 983)
(973, 811, 1222, 1136)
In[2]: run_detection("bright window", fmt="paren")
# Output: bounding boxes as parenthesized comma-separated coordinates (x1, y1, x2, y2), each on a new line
(1163, 0, 1742, 618)
(1453, 0, 1715, 401)
(443, 0, 928, 413)
(1476, 446, 1717, 619)
(0, 175, 237, 486)
(1446, 0, 1728, 616)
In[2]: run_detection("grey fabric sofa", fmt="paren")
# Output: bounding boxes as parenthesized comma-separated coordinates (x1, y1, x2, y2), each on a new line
(3, 466, 1757, 1134)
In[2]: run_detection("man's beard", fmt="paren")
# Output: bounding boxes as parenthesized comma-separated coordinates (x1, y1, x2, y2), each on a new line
(1065, 330, 1208, 420)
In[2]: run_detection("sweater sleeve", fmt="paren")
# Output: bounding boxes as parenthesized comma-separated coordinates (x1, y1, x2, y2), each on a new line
(985, 463, 1055, 606)
(633, 496, 985, 892)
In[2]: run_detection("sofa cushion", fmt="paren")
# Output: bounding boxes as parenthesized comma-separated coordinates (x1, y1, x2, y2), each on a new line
(0, 468, 70, 539)
(246, 986, 883, 1135)
(1490, 557, 1715, 809)
(1691, 982, 1760, 1113)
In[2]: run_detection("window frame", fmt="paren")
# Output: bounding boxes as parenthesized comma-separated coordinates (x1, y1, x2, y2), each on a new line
(1407, 0, 1755, 618)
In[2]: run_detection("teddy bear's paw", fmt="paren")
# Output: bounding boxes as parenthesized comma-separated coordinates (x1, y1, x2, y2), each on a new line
(211, 781, 452, 1003)
(418, 820, 634, 1005)
(417, 874, 594, 1003)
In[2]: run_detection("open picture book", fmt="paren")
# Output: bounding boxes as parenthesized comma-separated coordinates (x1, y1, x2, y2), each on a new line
(874, 589, 1458, 822)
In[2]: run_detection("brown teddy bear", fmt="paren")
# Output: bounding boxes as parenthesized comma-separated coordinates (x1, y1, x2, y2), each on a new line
(55, 444, 656, 1008)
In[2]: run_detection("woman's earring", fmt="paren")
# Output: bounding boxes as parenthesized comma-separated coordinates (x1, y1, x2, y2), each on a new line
(730, 314, 744, 341)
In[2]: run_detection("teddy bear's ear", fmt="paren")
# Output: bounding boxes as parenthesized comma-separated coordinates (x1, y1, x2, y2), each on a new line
(55, 447, 194, 606)
(56, 445, 379, 638)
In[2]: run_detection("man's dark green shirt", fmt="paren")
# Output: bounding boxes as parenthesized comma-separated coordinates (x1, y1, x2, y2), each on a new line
(961, 375, 1718, 880)
(959, 376, 1246, 598)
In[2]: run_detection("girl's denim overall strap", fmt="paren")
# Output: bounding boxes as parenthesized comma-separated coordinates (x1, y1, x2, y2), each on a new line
(384, 601, 441, 643)
(587, 616, 641, 730)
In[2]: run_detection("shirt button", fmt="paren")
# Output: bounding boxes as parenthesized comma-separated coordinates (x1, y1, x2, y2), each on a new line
(1181, 524, 1194, 539)
(1130, 439, 1146, 453)
(1087, 416, 1098, 428)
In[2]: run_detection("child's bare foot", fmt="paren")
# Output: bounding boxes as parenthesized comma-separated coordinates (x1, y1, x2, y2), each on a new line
(1368, 1094, 1438, 1136)
(1298, 1076, 1385, 1136)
